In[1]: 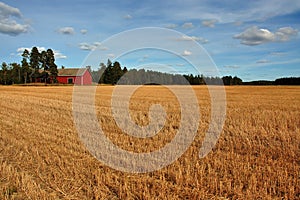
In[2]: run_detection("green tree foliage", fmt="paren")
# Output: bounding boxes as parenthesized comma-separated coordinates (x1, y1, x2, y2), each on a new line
(29, 47, 41, 82)
(101, 59, 125, 84)
(89, 61, 245, 86)
(274, 77, 300, 85)
(222, 76, 233, 85)
(47, 49, 58, 83)
(232, 76, 242, 85)
(222, 76, 243, 85)
(111, 61, 123, 84)
(91, 63, 106, 83)
(5, 52, 300, 86)
(107, 68, 187, 85)
(37, 49, 58, 83)
(0, 62, 10, 85)
(10, 63, 21, 84)
(0, 47, 59, 85)
(183, 74, 205, 85)
(21, 49, 30, 84)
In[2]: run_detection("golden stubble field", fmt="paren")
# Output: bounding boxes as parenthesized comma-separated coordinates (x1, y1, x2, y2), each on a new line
(0, 85, 299, 199)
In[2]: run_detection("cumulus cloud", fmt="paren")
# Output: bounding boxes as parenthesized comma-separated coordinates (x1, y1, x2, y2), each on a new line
(57, 26, 75, 35)
(17, 46, 67, 59)
(233, 26, 275, 45)
(182, 50, 192, 56)
(80, 29, 88, 34)
(275, 27, 298, 41)
(234, 26, 298, 45)
(182, 22, 194, 29)
(176, 35, 209, 44)
(202, 19, 218, 28)
(123, 14, 132, 19)
(0, 2, 29, 36)
(79, 42, 108, 51)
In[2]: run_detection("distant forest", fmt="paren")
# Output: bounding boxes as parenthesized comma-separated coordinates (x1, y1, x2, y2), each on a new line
(0, 46, 299, 85)
(90, 59, 300, 85)
(90, 59, 240, 85)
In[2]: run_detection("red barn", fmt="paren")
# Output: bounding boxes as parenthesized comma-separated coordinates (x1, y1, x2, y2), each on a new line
(57, 68, 92, 85)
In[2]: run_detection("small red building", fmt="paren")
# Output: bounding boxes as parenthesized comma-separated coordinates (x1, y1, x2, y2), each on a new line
(57, 68, 92, 85)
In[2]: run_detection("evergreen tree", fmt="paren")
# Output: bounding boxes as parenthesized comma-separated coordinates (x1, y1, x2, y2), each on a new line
(103, 59, 113, 84)
(29, 47, 40, 82)
(21, 49, 30, 84)
(1, 62, 10, 85)
(232, 76, 242, 85)
(112, 61, 123, 84)
(10, 63, 21, 84)
(40, 50, 49, 83)
(47, 49, 58, 83)
(222, 76, 233, 85)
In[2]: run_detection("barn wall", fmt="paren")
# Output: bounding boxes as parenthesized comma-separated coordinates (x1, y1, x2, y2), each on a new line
(57, 69, 92, 85)
(57, 76, 67, 84)
(57, 76, 77, 84)
(83, 70, 92, 85)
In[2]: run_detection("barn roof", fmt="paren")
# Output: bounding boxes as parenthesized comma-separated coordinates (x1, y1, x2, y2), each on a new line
(57, 68, 88, 76)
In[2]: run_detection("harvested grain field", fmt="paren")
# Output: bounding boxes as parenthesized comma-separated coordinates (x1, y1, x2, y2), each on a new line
(0, 85, 299, 199)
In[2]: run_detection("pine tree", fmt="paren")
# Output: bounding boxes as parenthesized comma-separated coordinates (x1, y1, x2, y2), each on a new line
(47, 49, 58, 83)
(21, 49, 30, 84)
(29, 47, 40, 82)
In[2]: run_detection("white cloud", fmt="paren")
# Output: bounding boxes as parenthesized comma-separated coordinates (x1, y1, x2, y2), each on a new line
(182, 22, 194, 29)
(54, 51, 67, 59)
(124, 14, 132, 19)
(182, 50, 192, 56)
(78, 43, 90, 50)
(79, 42, 108, 51)
(17, 46, 46, 54)
(57, 27, 75, 35)
(80, 29, 88, 34)
(16, 46, 67, 59)
(165, 24, 177, 29)
(0, 2, 21, 17)
(202, 19, 218, 28)
(275, 27, 298, 42)
(0, 2, 29, 36)
(233, 26, 275, 45)
(176, 35, 209, 44)
(234, 26, 298, 45)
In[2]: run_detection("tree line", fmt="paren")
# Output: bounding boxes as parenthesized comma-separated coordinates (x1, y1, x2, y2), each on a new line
(243, 77, 300, 85)
(90, 59, 243, 85)
(0, 47, 58, 85)
(91, 60, 299, 85)
(1, 53, 299, 85)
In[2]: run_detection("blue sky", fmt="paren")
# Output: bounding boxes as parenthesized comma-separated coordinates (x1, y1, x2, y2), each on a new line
(1, 0, 299, 81)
